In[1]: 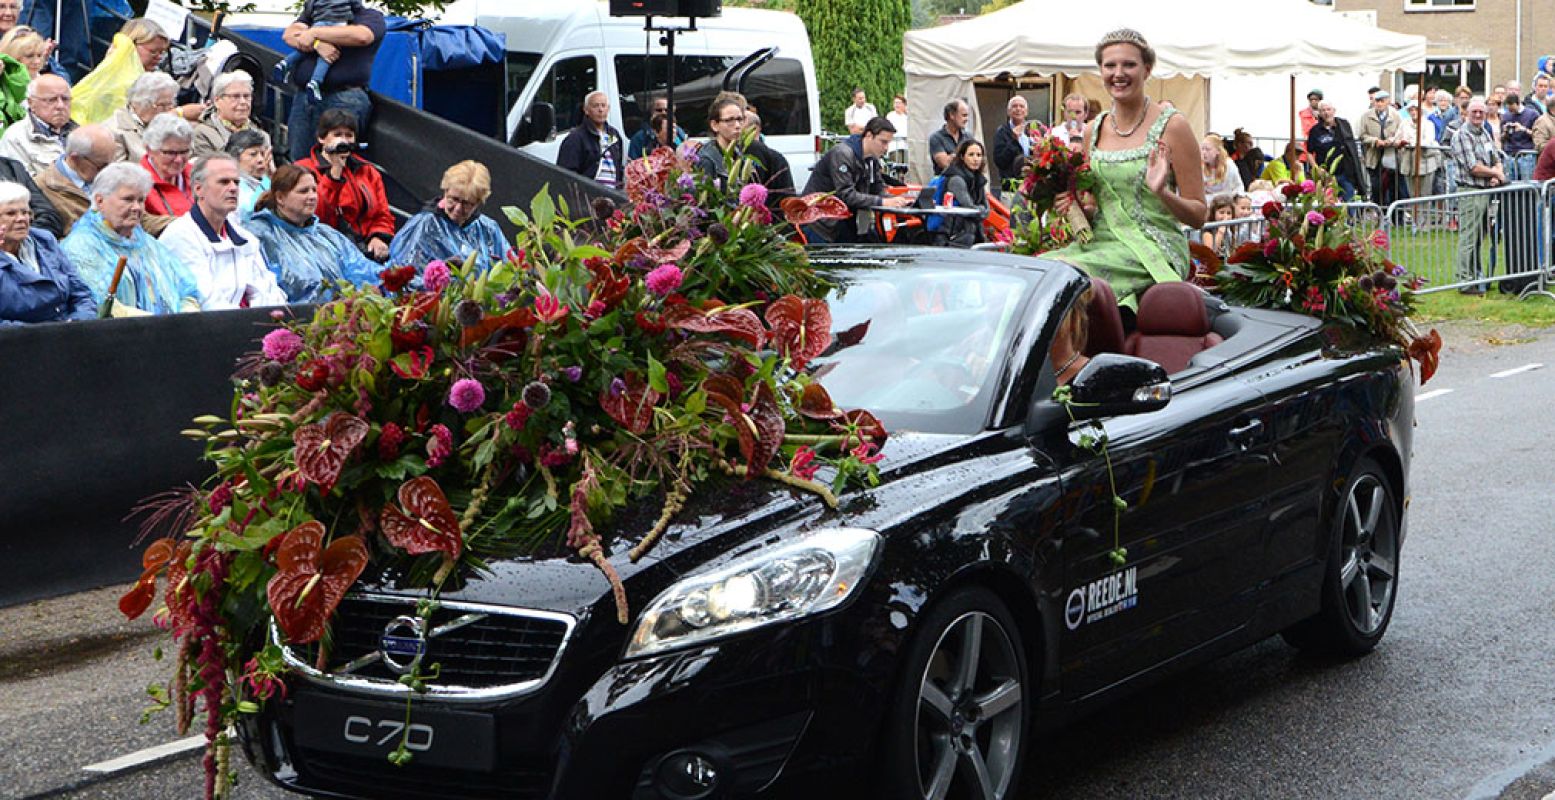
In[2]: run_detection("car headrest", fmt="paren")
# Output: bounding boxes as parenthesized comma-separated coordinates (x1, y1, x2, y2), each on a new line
(1135, 282, 1211, 337)
(1085, 277, 1126, 357)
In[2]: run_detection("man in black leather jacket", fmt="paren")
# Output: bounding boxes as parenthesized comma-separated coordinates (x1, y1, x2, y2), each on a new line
(557, 91, 625, 189)
(0, 154, 63, 238)
(799, 117, 909, 243)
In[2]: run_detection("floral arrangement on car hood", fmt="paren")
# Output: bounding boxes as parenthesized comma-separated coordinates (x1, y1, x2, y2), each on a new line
(1212, 177, 1442, 383)
(116, 147, 873, 798)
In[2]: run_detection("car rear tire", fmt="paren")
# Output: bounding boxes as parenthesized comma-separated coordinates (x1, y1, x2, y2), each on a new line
(1281, 457, 1401, 656)
(879, 586, 1029, 800)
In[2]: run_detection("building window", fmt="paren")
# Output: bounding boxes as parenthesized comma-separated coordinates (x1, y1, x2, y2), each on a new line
(1401, 57, 1487, 96)
(1405, 0, 1474, 11)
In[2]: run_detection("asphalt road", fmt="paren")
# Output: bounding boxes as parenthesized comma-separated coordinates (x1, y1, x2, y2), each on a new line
(4, 321, 1554, 800)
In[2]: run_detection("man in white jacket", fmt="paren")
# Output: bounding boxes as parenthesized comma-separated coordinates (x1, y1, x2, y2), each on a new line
(159, 154, 286, 310)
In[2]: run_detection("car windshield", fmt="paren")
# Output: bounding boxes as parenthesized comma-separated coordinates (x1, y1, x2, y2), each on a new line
(810, 264, 1039, 435)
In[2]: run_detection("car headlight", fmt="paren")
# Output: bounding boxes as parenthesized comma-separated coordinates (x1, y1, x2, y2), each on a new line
(625, 527, 881, 659)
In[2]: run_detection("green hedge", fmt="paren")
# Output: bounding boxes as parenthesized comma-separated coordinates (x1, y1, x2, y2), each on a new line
(795, 0, 912, 134)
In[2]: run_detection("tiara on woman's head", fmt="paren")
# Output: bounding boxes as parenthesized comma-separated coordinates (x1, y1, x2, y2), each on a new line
(1097, 28, 1150, 51)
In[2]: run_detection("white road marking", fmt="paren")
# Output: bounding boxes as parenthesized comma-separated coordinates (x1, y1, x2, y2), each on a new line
(1415, 389, 1453, 402)
(81, 734, 205, 774)
(1490, 363, 1543, 379)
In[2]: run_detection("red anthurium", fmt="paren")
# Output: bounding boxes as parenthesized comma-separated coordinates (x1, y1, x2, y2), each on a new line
(389, 346, 436, 380)
(118, 538, 177, 619)
(460, 307, 537, 347)
(706, 378, 786, 476)
(836, 409, 888, 448)
(292, 413, 370, 493)
(1408, 328, 1443, 385)
(599, 373, 661, 434)
(379, 477, 463, 560)
(797, 382, 844, 420)
(664, 304, 766, 348)
(265, 521, 370, 644)
(624, 148, 678, 203)
(586, 258, 631, 310)
(163, 541, 195, 631)
(781, 194, 850, 226)
(766, 295, 833, 369)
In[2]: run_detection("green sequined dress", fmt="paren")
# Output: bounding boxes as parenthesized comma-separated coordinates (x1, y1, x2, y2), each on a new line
(1050, 107, 1187, 308)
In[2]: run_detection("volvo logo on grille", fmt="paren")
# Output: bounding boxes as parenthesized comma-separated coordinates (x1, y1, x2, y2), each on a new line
(380, 615, 427, 675)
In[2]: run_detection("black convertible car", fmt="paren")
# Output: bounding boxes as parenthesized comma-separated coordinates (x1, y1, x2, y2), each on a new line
(244, 247, 1414, 800)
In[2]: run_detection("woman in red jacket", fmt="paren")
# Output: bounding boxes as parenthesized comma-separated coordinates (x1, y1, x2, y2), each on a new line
(139, 113, 193, 232)
(295, 107, 394, 261)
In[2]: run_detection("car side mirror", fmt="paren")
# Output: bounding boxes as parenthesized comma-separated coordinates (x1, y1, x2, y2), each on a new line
(1065, 354, 1171, 420)
(513, 101, 555, 146)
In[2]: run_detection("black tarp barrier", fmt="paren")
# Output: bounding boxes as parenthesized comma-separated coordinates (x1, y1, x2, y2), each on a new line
(204, 19, 627, 239)
(0, 308, 277, 608)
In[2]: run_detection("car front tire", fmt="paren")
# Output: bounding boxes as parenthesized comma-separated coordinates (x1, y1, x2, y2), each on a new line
(1282, 457, 1401, 656)
(879, 586, 1029, 800)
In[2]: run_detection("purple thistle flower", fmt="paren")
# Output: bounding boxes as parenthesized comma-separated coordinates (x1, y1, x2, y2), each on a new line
(522, 381, 551, 409)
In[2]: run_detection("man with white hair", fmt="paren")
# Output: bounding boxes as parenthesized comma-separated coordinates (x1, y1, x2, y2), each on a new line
(36, 124, 113, 234)
(192, 71, 272, 159)
(1449, 97, 1505, 294)
(160, 154, 286, 310)
(557, 90, 624, 189)
(61, 161, 200, 315)
(0, 74, 77, 176)
(992, 94, 1032, 195)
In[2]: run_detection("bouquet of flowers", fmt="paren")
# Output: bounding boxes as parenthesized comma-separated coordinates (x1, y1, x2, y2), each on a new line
(1020, 125, 1098, 244)
(117, 148, 867, 798)
(1214, 178, 1442, 383)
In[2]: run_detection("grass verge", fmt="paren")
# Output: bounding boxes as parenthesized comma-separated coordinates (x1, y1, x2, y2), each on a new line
(1414, 289, 1555, 327)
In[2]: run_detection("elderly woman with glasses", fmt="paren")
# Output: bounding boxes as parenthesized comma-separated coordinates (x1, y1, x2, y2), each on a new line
(193, 71, 271, 159)
(388, 160, 505, 269)
(62, 162, 199, 316)
(111, 71, 179, 164)
(0, 180, 94, 324)
(137, 113, 194, 231)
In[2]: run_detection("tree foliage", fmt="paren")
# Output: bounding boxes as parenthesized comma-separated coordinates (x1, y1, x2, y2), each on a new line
(794, 0, 912, 133)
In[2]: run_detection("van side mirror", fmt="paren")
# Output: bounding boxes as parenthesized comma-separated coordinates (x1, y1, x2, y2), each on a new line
(513, 101, 556, 146)
(1065, 354, 1171, 420)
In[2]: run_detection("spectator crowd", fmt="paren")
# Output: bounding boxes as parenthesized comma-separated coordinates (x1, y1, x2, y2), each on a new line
(2, 6, 515, 325)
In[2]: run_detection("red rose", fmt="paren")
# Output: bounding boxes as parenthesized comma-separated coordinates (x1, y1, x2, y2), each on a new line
(1261, 201, 1284, 220)
(379, 265, 417, 293)
(1280, 183, 1303, 200)
(295, 362, 328, 392)
(389, 324, 427, 353)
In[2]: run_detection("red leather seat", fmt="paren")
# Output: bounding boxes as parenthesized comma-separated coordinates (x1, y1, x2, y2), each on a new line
(1124, 282, 1223, 374)
(1085, 277, 1126, 357)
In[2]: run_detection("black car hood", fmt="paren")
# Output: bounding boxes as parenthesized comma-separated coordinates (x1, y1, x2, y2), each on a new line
(353, 431, 982, 618)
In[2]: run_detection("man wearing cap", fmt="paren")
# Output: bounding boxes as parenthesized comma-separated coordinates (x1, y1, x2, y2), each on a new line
(1359, 89, 1407, 204)
(1449, 98, 1505, 293)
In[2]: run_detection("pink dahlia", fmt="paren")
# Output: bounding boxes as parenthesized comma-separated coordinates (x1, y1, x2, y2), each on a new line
(448, 378, 485, 412)
(738, 183, 768, 209)
(261, 329, 304, 363)
(645, 264, 684, 296)
(1305, 211, 1326, 226)
(423, 261, 451, 292)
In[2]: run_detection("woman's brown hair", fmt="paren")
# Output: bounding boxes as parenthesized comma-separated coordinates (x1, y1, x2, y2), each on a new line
(256, 164, 314, 214)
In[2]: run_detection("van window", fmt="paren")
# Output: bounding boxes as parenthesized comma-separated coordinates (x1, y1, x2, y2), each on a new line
(534, 55, 599, 133)
(507, 51, 542, 103)
(614, 55, 811, 139)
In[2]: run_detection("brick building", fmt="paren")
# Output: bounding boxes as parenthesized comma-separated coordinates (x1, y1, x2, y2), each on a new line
(1333, 0, 1555, 96)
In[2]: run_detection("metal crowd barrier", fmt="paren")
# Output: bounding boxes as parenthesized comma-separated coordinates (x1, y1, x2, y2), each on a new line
(1383, 181, 1553, 298)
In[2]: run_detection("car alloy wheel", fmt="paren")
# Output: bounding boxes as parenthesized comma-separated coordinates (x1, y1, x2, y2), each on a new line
(1338, 472, 1397, 636)
(1281, 457, 1400, 656)
(911, 605, 1024, 799)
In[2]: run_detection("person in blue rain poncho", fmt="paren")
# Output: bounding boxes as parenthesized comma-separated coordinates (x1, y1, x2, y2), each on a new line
(61, 162, 200, 316)
(242, 164, 378, 303)
(388, 160, 506, 269)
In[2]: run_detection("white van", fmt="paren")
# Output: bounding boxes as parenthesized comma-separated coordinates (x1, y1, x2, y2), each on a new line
(455, 0, 822, 187)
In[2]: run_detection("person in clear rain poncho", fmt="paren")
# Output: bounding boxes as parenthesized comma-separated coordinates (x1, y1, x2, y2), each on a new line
(388, 159, 506, 269)
(242, 163, 377, 303)
(61, 162, 199, 315)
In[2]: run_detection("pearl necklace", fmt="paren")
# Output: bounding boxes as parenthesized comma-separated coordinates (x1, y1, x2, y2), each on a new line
(1109, 97, 1150, 137)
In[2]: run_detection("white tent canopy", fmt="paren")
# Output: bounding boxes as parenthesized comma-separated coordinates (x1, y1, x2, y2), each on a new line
(901, 0, 1426, 181)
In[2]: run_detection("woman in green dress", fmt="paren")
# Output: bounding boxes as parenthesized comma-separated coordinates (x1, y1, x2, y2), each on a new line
(1051, 29, 1207, 311)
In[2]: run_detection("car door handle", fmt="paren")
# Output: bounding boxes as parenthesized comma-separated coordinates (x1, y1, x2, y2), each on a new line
(1228, 419, 1264, 447)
